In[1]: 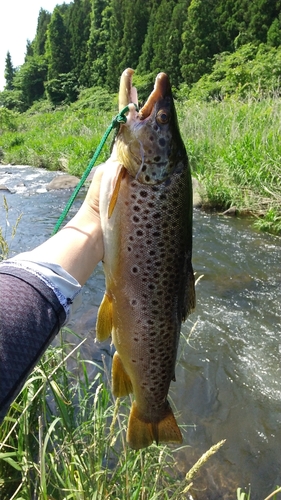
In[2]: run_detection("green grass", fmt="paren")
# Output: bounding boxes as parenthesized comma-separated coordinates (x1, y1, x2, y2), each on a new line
(0, 330, 219, 500)
(178, 97, 281, 226)
(1, 93, 281, 234)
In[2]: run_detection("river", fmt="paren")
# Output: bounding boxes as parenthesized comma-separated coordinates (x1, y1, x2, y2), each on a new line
(0, 164, 280, 499)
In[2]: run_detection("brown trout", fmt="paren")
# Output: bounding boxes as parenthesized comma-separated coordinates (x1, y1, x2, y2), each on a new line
(96, 68, 195, 450)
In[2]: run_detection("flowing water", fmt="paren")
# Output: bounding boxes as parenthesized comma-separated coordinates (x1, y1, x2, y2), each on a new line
(1, 164, 281, 499)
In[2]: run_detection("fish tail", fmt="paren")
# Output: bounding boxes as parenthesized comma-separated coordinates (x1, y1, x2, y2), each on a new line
(127, 401, 182, 450)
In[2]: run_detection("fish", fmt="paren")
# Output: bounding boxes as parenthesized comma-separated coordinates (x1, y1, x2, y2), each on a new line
(96, 68, 195, 450)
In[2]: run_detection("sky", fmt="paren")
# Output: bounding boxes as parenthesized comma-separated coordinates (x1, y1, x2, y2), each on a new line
(0, 1, 65, 91)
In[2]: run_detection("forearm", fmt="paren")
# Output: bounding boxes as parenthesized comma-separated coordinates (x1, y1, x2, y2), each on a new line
(28, 166, 104, 286)
(29, 208, 103, 286)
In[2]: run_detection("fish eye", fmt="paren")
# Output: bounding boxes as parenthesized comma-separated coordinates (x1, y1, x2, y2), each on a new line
(156, 110, 169, 124)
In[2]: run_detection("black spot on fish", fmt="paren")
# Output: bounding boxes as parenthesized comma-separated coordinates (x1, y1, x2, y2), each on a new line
(145, 175, 150, 182)
(159, 138, 166, 147)
(133, 205, 140, 212)
(154, 156, 161, 162)
(133, 215, 139, 223)
(136, 229, 144, 237)
(140, 190, 148, 198)
(142, 165, 147, 172)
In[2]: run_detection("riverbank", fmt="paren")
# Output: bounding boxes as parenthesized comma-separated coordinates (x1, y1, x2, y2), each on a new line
(0, 95, 280, 234)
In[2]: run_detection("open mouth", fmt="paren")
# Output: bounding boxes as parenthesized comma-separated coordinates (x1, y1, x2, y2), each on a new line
(118, 68, 170, 120)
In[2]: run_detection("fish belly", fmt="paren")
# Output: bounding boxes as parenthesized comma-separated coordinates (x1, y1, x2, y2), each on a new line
(97, 159, 195, 449)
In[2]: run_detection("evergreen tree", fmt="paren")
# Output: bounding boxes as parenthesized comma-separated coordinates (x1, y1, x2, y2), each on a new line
(267, 16, 281, 47)
(165, 0, 190, 87)
(68, 0, 91, 86)
(46, 6, 72, 80)
(164, 0, 190, 87)
(34, 8, 51, 56)
(4, 52, 15, 90)
(25, 40, 34, 60)
(150, 0, 177, 73)
(180, 0, 221, 85)
(105, 0, 125, 90)
(119, 0, 150, 72)
(87, 2, 111, 87)
(137, 0, 161, 74)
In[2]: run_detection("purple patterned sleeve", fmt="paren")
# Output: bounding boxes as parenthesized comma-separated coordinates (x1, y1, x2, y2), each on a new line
(0, 265, 66, 422)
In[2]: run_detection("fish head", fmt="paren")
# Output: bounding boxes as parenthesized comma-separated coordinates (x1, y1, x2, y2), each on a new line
(115, 68, 187, 185)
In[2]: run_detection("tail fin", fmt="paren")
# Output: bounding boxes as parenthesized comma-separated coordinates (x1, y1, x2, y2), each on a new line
(126, 401, 182, 450)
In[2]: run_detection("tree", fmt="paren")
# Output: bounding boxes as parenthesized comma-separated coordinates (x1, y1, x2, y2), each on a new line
(105, 0, 125, 90)
(150, 0, 177, 73)
(4, 52, 15, 90)
(46, 6, 72, 80)
(267, 16, 281, 47)
(180, 0, 221, 85)
(119, 0, 150, 72)
(162, 0, 190, 87)
(34, 8, 51, 56)
(137, 0, 161, 74)
(13, 56, 48, 109)
(68, 0, 91, 86)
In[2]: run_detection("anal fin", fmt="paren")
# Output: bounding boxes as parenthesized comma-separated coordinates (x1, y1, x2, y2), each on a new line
(96, 293, 112, 342)
(127, 400, 182, 450)
(112, 352, 133, 397)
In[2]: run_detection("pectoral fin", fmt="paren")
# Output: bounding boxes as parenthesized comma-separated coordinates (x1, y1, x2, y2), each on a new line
(112, 352, 133, 397)
(96, 293, 112, 341)
(108, 165, 126, 218)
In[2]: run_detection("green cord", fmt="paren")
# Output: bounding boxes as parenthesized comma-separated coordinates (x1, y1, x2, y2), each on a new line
(52, 104, 138, 235)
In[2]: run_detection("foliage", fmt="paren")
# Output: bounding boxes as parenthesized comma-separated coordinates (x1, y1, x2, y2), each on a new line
(45, 72, 79, 105)
(0, 89, 24, 112)
(73, 86, 117, 111)
(2, 0, 281, 110)
(0, 108, 18, 134)
(180, 43, 281, 102)
(13, 55, 48, 110)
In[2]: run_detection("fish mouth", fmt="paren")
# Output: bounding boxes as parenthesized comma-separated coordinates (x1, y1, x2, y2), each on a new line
(118, 68, 171, 120)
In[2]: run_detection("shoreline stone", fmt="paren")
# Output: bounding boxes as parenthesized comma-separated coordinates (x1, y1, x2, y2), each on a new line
(46, 174, 80, 190)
